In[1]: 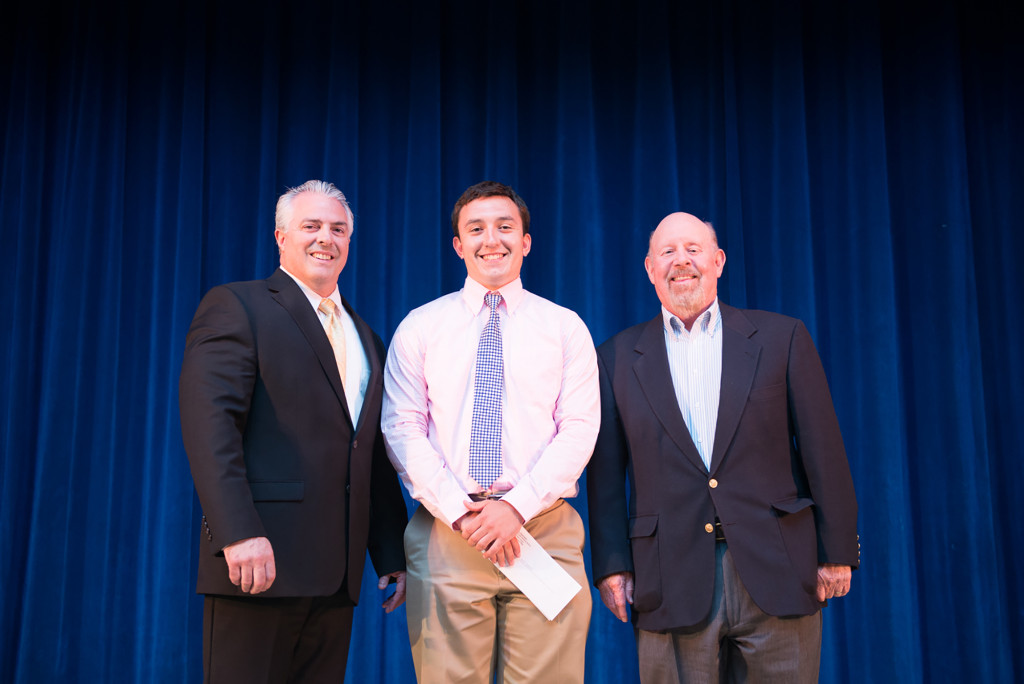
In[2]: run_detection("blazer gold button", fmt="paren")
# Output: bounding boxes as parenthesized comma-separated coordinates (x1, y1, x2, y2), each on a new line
(709, 479, 718, 488)
(704, 522, 714, 533)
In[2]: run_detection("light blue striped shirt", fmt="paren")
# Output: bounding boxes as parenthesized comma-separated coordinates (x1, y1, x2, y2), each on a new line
(661, 299, 723, 471)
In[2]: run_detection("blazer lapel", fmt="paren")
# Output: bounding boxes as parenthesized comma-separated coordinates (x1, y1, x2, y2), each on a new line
(632, 316, 706, 473)
(266, 269, 354, 427)
(709, 304, 760, 473)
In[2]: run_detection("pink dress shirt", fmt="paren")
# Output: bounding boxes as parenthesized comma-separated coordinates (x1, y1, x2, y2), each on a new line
(382, 277, 600, 526)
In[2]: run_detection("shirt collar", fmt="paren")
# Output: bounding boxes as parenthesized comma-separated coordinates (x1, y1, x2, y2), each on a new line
(280, 266, 342, 311)
(461, 276, 525, 315)
(661, 298, 721, 338)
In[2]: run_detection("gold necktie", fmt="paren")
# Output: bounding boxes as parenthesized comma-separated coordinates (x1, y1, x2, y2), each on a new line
(318, 298, 347, 390)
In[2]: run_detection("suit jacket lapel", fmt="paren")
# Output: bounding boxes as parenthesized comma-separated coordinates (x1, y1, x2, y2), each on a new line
(710, 304, 760, 473)
(267, 269, 354, 427)
(632, 315, 706, 473)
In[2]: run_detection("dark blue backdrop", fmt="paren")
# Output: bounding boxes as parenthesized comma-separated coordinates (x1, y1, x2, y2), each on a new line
(2, 0, 1021, 681)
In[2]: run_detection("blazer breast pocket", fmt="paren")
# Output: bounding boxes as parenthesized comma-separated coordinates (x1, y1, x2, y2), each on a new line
(628, 514, 663, 612)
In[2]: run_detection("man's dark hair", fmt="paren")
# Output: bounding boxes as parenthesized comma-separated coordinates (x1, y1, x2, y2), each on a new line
(450, 181, 531, 237)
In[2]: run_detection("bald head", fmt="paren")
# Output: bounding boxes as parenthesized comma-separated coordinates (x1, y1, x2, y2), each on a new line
(644, 212, 726, 330)
(647, 213, 718, 256)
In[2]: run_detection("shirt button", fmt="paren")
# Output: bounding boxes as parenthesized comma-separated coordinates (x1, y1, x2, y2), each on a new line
(709, 479, 718, 489)
(704, 523, 714, 534)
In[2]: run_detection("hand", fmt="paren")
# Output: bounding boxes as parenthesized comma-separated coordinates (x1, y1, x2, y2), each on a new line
(378, 571, 407, 613)
(816, 563, 852, 602)
(490, 538, 523, 568)
(597, 572, 634, 622)
(459, 500, 524, 566)
(223, 536, 276, 594)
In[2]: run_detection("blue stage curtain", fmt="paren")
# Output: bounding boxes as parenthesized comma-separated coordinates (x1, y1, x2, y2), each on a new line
(2, 0, 1021, 681)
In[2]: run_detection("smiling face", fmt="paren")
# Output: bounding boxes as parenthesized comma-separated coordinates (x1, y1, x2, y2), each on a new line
(453, 195, 532, 290)
(645, 212, 726, 329)
(275, 191, 350, 297)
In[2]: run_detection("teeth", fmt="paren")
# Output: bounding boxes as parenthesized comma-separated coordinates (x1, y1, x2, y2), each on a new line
(311, 253, 332, 261)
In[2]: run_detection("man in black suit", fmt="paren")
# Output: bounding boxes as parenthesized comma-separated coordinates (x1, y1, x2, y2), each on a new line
(180, 180, 407, 683)
(588, 212, 859, 682)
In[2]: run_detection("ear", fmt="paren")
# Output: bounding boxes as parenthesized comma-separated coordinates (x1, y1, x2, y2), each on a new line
(714, 249, 726, 277)
(522, 233, 532, 257)
(453, 235, 464, 259)
(275, 229, 286, 250)
(644, 255, 656, 285)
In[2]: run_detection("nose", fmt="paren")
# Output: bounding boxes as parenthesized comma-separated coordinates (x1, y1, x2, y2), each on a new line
(316, 225, 332, 243)
(482, 226, 500, 246)
(672, 250, 691, 267)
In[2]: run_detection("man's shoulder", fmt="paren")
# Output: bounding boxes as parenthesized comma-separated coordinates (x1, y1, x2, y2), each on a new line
(598, 317, 656, 353)
(722, 303, 801, 332)
(394, 290, 464, 329)
(205, 273, 280, 298)
(519, 289, 585, 321)
(410, 289, 463, 314)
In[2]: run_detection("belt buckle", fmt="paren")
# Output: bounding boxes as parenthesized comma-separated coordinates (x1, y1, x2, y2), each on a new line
(469, 489, 504, 502)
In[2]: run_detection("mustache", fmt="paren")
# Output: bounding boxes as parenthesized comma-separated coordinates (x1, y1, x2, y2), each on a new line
(669, 268, 699, 279)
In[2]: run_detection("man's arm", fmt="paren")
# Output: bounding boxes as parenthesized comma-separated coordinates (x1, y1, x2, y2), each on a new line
(179, 286, 272, 589)
(381, 316, 474, 527)
(587, 348, 635, 585)
(498, 314, 601, 523)
(787, 320, 859, 568)
(365, 390, 411, 609)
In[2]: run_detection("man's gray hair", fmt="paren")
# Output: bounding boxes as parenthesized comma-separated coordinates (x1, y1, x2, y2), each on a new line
(275, 180, 354, 235)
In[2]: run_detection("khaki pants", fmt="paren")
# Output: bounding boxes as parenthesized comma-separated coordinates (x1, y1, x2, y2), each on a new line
(404, 500, 591, 683)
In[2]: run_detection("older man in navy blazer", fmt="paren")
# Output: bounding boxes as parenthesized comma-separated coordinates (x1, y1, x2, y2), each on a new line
(588, 212, 858, 683)
(180, 180, 407, 682)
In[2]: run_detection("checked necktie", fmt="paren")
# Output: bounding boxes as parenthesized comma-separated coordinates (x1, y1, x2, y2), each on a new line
(469, 291, 504, 490)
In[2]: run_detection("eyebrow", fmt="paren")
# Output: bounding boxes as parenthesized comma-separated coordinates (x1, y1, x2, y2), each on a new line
(464, 215, 518, 224)
(301, 218, 348, 226)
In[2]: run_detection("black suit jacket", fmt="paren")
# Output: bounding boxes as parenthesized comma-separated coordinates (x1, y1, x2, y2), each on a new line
(179, 268, 406, 601)
(588, 303, 858, 630)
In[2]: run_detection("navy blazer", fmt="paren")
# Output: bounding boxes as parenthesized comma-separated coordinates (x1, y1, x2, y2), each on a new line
(180, 268, 406, 601)
(588, 303, 858, 630)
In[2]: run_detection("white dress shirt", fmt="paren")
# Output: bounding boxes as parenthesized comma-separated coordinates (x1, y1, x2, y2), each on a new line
(662, 298, 723, 470)
(383, 276, 600, 526)
(280, 267, 370, 424)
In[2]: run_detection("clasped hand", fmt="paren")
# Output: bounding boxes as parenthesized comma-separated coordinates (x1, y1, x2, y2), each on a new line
(456, 499, 524, 567)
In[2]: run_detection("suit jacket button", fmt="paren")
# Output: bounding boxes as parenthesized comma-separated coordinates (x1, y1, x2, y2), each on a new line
(704, 522, 714, 534)
(709, 479, 718, 489)
(352, 439, 359, 449)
